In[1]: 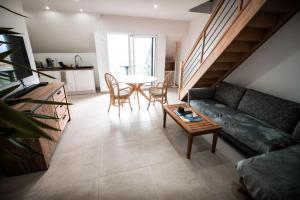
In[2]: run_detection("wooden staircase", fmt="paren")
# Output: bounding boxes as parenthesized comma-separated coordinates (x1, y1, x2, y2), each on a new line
(179, 0, 300, 100)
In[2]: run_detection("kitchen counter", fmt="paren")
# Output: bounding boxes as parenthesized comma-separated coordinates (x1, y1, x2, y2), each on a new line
(37, 66, 94, 71)
(38, 66, 96, 95)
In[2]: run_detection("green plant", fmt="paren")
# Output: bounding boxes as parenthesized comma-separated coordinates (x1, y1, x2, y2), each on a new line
(0, 5, 71, 160)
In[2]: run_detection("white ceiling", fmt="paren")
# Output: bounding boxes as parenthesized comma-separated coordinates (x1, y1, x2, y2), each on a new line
(21, 0, 208, 21)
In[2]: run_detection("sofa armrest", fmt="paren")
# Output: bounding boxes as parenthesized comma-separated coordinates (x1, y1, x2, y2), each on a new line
(188, 87, 216, 102)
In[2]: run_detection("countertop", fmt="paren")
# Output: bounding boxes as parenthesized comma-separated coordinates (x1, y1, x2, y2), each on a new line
(37, 66, 94, 71)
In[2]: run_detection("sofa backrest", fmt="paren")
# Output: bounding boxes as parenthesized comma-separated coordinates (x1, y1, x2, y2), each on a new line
(238, 89, 300, 134)
(214, 82, 246, 108)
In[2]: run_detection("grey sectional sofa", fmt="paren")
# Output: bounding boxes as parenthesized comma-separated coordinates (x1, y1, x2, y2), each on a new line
(236, 143, 300, 200)
(188, 82, 300, 200)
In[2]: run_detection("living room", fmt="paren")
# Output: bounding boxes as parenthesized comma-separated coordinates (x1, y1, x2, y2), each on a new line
(0, 0, 300, 200)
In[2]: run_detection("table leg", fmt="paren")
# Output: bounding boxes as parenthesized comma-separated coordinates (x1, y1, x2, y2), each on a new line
(163, 108, 167, 128)
(211, 131, 219, 153)
(187, 135, 194, 159)
(136, 84, 150, 101)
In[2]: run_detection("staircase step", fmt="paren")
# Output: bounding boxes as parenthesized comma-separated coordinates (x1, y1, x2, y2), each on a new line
(209, 63, 234, 71)
(225, 41, 256, 53)
(195, 82, 214, 87)
(202, 71, 226, 79)
(235, 27, 267, 42)
(195, 79, 215, 87)
(247, 13, 278, 29)
(262, 0, 295, 14)
(216, 53, 243, 63)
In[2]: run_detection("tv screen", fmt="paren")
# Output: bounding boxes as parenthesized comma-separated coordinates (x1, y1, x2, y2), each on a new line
(0, 35, 33, 87)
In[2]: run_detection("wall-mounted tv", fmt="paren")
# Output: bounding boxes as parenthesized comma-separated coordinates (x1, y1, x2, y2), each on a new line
(0, 35, 33, 88)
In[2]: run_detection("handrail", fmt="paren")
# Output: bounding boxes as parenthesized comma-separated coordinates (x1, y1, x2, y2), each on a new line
(182, 0, 225, 68)
(180, 0, 249, 91)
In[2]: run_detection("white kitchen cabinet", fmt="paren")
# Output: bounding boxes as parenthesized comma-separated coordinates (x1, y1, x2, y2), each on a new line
(73, 70, 95, 92)
(62, 71, 76, 92)
(38, 69, 96, 95)
(39, 71, 61, 83)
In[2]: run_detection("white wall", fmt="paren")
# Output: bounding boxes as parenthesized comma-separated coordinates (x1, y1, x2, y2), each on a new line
(226, 12, 300, 103)
(26, 10, 101, 53)
(179, 14, 210, 62)
(26, 10, 188, 59)
(25, 10, 189, 91)
(0, 0, 39, 86)
(100, 15, 188, 59)
(33, 53, 99, 88)
(177, 14, 210, 84)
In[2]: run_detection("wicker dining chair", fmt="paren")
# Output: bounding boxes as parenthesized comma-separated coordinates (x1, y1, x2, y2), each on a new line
(147, 72, 172, 110)
(104, 73, 133, 117)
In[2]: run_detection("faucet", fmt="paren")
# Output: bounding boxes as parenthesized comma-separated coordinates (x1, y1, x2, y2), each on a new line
(74, 55, 83, 67)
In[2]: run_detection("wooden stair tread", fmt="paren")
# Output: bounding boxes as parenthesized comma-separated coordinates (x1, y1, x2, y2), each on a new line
(225, 41, 257, 53)
(262, 0, 296, 14)
(216, 53, 244, 63)
(247, 13, 279, 29)
(235, 27, 268, 42)
(202, 71, 226, 79)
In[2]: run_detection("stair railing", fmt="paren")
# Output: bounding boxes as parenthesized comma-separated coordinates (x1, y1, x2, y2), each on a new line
(179, 0, 249, 91)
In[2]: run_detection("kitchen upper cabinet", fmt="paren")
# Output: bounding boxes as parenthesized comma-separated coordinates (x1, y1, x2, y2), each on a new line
(38, 69, 96, 94)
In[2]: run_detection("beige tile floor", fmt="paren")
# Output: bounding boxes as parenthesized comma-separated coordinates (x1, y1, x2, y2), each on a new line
(0, 88, 251, 200)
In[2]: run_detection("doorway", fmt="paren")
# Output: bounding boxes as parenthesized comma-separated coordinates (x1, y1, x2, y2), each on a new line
(107, 34, 156, 77)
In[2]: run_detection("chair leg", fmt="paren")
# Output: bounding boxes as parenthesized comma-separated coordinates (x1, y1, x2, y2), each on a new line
(129, 98, 133, 111)
(118, 98, 121, 117)
(147, 96, 152, 110)
(107, 99, 112, 112)
(160, 98, 164, 111)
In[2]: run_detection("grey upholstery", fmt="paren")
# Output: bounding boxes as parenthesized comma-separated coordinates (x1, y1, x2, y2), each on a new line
(214, 82, 246, 108)
(188, 87, 215, 101)
(238, 89, 300, 133)
(293, 121, 300, 138)
(237, 144, 300, 200)
(188, 82, 300, 156)
(190, 100, 298, 155)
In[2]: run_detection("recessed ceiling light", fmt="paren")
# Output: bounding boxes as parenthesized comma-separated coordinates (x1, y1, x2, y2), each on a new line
(154, 4, 158, 9)
(74, 0, 79, 2)
(45, 6, 50, 10)
(79, 8, 83, 12)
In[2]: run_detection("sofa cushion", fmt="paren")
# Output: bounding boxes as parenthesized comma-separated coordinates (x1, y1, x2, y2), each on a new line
(190, 100, 299, 154)
(213, 82, 246, 108)
(238, 89, 300, 133)
(236, 143, 300, 200)
(293, 121, 300, 138)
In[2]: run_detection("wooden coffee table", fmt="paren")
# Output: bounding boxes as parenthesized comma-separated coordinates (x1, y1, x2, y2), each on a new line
(163, 103, 221, 159)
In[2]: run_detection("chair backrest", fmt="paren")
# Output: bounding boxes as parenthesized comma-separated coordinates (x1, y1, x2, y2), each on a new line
(162, 72, 172, 95)
(104, 73, 119, 99)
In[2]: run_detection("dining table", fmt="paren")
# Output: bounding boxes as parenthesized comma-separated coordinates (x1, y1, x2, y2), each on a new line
(117, 75, 157, 109)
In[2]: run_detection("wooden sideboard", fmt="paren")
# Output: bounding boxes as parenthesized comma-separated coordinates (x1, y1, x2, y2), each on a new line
(0, 82, 70, 176)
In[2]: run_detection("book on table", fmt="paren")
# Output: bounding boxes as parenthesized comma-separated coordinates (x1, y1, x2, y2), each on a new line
(173, 110, 202, 123)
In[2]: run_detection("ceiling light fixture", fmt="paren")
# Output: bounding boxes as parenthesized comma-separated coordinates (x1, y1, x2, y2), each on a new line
(154, 4, 158, 9)
(74, 0, 79, 2)
(45, 6, 50, 10)
(79, 8, 83, 12)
